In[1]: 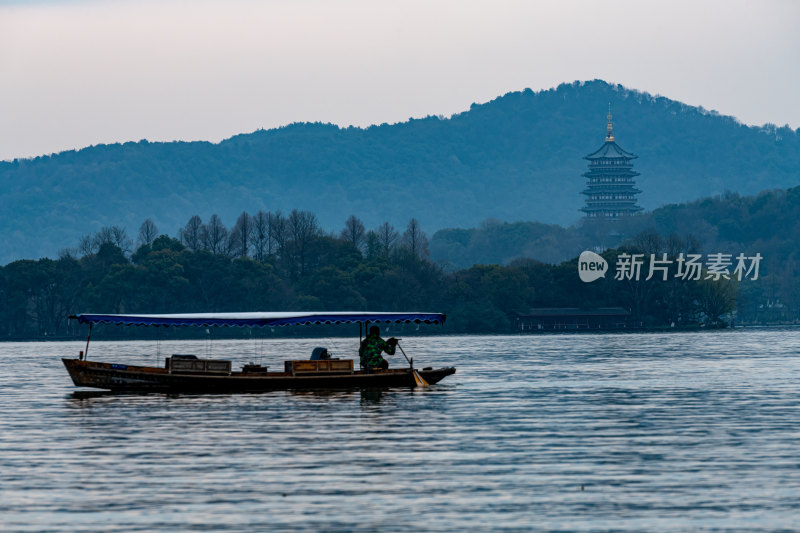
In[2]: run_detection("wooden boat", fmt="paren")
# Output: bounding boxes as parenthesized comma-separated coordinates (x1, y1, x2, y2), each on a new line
(62, 312, 455, 393)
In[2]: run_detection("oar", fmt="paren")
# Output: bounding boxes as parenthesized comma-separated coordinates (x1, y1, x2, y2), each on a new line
(395, 341, 429, 387)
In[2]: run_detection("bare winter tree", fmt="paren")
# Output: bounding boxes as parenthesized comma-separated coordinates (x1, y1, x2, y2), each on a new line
(633, 230, 664, 257)
(111, 226, 132, 252)
(375, 221, 398, 257)
(401, 218, 429, 258)
(92, 227, 114, 247)
(180, 215, 204, 251)
(137, 218, 159, 247)
(228, 212, 252, 258)
(77, 233, 97, 256)
(202, 214, 228, 255)
(285, 209, 320, 278)
(340, 215, 366, 253)
(92, 225, 132, 254)
(58, 247, 77, 260)
(268, 210, 287, 256)
(251, 210, 270, 262)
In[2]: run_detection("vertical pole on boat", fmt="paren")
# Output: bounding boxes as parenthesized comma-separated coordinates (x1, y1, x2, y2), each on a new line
(358, 322, 364, 370)
(82, 323, 93, 361)
(396, 342, 429, 387)
(156, 326, 161, 366)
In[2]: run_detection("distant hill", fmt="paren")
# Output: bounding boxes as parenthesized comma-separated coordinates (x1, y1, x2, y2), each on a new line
(2, 79, 799, 264)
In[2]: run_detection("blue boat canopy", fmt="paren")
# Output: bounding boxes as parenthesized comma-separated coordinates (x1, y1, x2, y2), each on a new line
(70, 312, 446, 328)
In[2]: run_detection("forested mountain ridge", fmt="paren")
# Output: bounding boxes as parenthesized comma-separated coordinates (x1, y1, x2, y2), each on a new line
(2, 79, 799, 265)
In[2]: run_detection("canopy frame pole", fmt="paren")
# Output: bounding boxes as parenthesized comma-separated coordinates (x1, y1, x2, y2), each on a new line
(82, 323, 93, 361)
(155, 326, 162, 365)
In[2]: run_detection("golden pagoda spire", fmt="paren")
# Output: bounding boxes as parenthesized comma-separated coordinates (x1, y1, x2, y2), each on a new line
(605, 102, 614, 142)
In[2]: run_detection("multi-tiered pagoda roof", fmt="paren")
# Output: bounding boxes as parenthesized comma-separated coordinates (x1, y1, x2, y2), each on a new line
(581, 106, 642, 218)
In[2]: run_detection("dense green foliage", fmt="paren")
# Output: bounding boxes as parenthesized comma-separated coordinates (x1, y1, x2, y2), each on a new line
(645, 188, 800, 323)
(432, 185, 800, 324)
(1, 194, 782, 340)
(432, 219, 598, 268)
(2, 80, 799, 265)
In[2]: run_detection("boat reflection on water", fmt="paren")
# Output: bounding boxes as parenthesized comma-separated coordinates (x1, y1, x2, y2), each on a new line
(67, 387, 396, 405)
(360, 388, 385, 404)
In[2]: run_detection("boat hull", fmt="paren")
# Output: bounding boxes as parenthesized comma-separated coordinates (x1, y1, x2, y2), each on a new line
(62, 358, 456, 393)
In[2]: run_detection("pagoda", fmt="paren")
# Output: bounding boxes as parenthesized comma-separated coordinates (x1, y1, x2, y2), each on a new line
(581, 105, 642, 218)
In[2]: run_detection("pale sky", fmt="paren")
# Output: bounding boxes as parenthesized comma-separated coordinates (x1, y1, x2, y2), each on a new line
(1, 0, 798, 161)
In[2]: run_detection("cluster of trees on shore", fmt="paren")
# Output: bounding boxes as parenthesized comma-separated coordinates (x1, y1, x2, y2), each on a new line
(0, 208, 750, 340)
(432, 186, 800, 325)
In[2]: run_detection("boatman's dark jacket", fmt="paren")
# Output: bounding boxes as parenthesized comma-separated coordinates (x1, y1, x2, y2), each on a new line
(359, 334, 396, 369)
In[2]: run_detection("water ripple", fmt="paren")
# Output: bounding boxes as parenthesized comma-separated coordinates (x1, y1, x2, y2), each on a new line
(2, 330, 800, 531)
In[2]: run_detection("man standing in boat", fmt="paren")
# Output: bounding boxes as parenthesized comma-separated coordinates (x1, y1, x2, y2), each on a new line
(359, 326, 398, 370)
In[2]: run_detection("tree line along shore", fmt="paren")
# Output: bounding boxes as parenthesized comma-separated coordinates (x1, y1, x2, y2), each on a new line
(4, 197, 793, 341)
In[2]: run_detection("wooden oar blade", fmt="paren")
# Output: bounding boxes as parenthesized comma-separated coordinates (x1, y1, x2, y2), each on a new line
(397, 342, 429, 387)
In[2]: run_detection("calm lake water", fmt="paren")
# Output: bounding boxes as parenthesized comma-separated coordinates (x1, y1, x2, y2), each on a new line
(2, 329, 800, 532)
